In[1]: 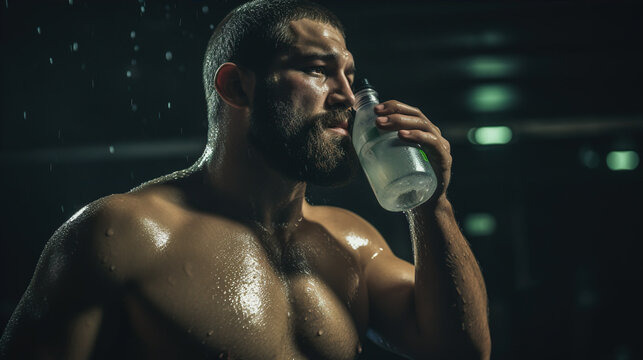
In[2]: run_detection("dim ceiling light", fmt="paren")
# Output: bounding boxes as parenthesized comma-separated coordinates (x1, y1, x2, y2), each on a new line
(465, 56, 518, 78)
(467, 126, 513, 145)
(469, 84, 516, 112)
(606, 150, 639, 171)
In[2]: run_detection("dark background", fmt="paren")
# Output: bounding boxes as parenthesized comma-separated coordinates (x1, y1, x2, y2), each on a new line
(1, 1, 642, 359)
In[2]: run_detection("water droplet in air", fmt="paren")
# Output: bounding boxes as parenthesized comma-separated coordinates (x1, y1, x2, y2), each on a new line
(68, 0, 73, 5)
(210, 24, 215, 30)
(317, 329, 324, 336)
(49, 57, 53, 64)
(165, 51, 173, 61)
(36, 26, 41, 35)
(134, 45, 140, 52)
(357, 342, 363, 354)
(23, 111, 27, 120)
(130, 30, 136, 39)
(72, 42, 78, 51)
(218, 352, 226, 359)
(167, 101, 171, 109)
(60, 205, 64, 213)
(131, 59, 136, 65)
(131, 103, 138, 112)
(110, 265, 116, 272)
(207, 330, 214, 336)
(126, 70, 132, 78)
(108, 145, 115, 154)
(105, 228, 114, 236)
(202, 5, 209, 14)
(140, 5, 145, 13)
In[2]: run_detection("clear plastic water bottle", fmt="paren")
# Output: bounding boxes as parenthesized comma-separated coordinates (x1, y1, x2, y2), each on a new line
(352, 78, 438, 212)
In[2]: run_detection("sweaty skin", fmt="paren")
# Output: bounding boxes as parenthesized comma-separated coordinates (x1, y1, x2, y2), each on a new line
(0, 19, 490, 360)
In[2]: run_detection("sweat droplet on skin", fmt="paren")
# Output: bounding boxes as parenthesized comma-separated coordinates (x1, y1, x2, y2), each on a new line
(183, 263, 194, 277)
(105, 228, 114, 237)
(207, 330, 214, 336)
(317, 329, 324, 336)
(357, 343, 363, 354)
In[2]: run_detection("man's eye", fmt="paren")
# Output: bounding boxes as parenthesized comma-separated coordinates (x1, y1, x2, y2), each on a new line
(303, 66, 326, 75)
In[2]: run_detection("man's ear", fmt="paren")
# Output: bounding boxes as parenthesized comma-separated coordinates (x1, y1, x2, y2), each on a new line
(214, 62, 255, 109)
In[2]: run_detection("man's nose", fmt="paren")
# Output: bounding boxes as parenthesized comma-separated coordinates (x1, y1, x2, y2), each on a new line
(327, 75, 356, 109)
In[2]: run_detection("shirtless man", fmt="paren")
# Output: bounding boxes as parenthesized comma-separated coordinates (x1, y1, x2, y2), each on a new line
(0, 1, 491, 359)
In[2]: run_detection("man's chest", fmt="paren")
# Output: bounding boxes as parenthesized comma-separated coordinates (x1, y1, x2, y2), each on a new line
(121, 223, 368, 359)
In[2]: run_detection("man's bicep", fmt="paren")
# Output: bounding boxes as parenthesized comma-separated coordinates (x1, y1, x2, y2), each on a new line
(364, 248, 424, 352)
(2, 290, 104, 360)
(1, 201, 120, 358)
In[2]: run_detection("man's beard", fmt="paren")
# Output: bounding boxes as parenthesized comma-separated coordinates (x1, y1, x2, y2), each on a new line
(247, 79, 359, 187)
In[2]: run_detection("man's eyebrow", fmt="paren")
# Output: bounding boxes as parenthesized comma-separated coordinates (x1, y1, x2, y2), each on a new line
(289, 52, 356, 74)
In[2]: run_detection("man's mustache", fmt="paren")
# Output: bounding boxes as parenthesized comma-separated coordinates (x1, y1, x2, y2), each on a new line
(317, 109, 353, 128)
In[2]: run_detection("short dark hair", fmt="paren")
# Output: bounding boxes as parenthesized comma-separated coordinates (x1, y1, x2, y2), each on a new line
(202, 0, 345, 143)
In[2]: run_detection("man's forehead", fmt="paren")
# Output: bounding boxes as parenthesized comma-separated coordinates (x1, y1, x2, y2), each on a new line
(286, 18, 352, 61)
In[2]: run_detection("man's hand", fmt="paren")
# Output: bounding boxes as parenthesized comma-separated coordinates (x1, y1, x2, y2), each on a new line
(374, 100, 452, 203)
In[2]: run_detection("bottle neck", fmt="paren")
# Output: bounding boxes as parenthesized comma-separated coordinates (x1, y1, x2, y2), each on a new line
(354, 88, 379, 111)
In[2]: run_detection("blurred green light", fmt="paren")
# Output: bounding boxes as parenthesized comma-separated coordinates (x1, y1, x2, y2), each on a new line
(579, 147, 600, 169)
(465, 56, 518, 78)
(469, 85, 516, 112)
(606, 151, 639, 171)
(464, 213, 496, 237)
(467, 126, 512, 145)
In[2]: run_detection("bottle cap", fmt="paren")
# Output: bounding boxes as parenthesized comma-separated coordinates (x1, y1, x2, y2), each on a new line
(353, 78, 374, 93)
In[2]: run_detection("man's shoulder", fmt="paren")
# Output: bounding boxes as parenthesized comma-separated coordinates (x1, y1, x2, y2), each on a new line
(306, 204, 390, 263)
(49, 190, 183, 282)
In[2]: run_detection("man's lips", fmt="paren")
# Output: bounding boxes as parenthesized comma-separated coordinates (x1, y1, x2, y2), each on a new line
(328, 120, 348, 135)
(328, 127, 349, 136)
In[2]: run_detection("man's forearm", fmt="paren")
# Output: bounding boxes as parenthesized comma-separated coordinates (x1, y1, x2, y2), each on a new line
(407, 194, 491, 359)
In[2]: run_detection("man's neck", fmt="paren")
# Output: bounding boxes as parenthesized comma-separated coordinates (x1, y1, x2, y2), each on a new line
(196, 139, 309, 238)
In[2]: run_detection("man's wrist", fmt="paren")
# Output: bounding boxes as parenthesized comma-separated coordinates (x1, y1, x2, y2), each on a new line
(409, 193, 453, 222)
